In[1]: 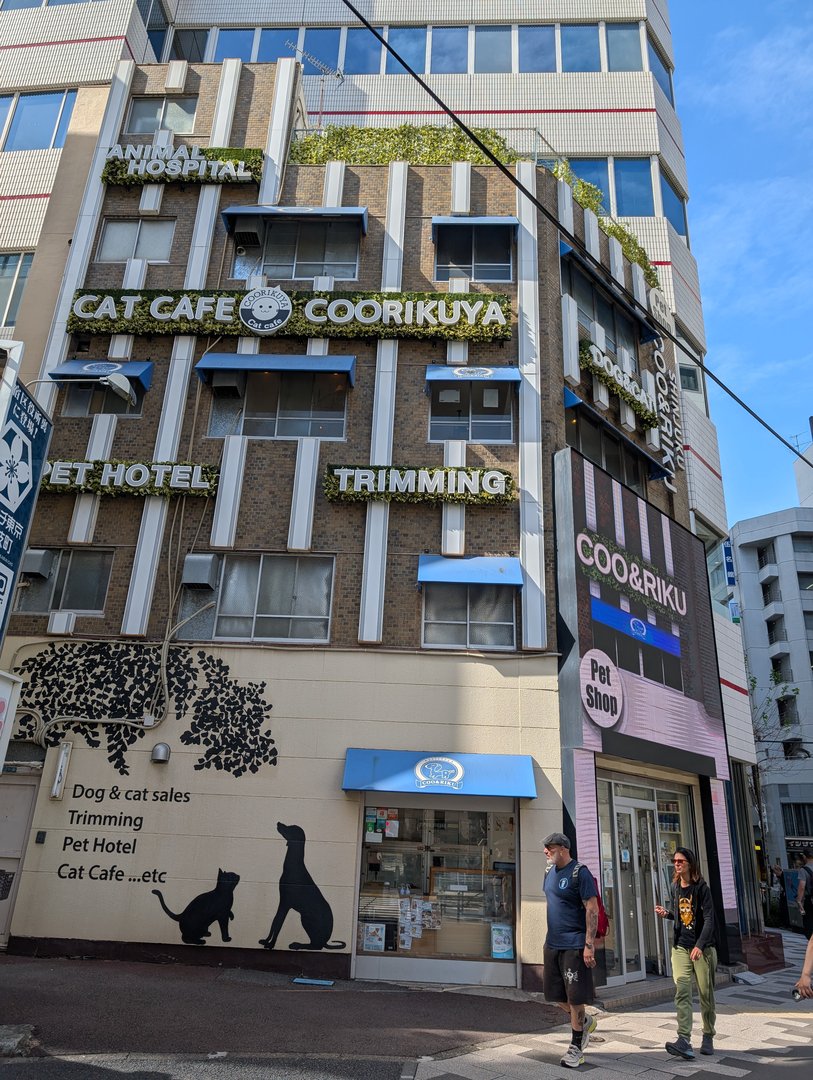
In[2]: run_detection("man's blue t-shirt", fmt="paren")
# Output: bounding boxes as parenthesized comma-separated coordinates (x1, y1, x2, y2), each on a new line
(544, 860, 598, 949)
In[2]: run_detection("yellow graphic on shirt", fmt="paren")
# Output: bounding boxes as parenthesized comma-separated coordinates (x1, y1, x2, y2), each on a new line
(679, 896, 694, 928)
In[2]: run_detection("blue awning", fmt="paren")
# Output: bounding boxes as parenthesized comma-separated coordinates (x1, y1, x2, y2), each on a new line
(431, 215, 519, 241)
(417, 554, 523, 587)
(591, 597, 681, 657)
(196, 353, 356, 386)
(221, 205, 368, 235)
(48, 359, 153, 393)
(425, 364, 521, 384)
(342, 747, 537, 798)
(563, 389, 671, 481)
(560, 240, 659, 343)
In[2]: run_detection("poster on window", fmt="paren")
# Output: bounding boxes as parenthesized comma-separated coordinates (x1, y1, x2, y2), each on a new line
(362, 923, 386, 952)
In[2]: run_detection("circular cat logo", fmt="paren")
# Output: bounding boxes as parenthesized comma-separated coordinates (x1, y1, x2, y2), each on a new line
(81, 362, 121, 375)
(452, 366, 493, 379)
(630, 617, 648, 640)
(238, 287, 293, 335)
(414, 756, 465, 790)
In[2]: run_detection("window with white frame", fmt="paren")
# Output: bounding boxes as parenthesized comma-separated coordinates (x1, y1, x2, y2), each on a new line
(423, 583, 516, 650)
(434, 223, 513, 282)
(126, 96, 196, 134)
(565, 264, 638, 372)
(96, 219, 175, 263)
(236, 219, 359, 281)
(16, 549, 114, 614)
(428, 380, 513, 443)
(212, 554, 334, 642)
(0, 90, 76, 152)
(62, 381, 144, 418)
(208, 370, 348, 439)
(0, 253, 33, 327)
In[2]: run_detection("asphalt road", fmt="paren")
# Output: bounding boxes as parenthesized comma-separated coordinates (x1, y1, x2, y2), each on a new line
(0, 1056, 410, 1078)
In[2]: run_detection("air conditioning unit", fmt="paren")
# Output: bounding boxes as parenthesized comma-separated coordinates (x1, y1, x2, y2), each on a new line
(211, 370, 246, 398)
(22, 548, 55, 578)
(181, 553, 220, 590)
(233, 217, 264, 247)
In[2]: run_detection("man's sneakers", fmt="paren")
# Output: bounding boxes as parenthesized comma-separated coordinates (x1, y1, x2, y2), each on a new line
(581, 1014, 598, 1051)
(560, 1015, 597, 1068)
(560, 1044, 585, 1069)
(700, 1034, 714, 1055)
(665, 1035, 695, 1060)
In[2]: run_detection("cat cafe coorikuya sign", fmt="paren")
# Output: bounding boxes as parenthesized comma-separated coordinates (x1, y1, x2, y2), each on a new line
(68, 289, 512, 343)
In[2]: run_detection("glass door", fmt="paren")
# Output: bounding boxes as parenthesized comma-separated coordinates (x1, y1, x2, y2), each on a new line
(636, 807, 666, 976)
(615, 807, 645, 981)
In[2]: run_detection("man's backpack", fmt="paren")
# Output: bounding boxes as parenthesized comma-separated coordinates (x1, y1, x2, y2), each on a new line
(546, 860, 610, 940)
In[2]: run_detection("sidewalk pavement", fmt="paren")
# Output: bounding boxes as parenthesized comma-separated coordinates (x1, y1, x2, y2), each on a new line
(1, 931, 812, 1077)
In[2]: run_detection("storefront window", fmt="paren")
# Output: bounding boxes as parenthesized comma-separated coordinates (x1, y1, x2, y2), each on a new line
(357, 806, 516, 961)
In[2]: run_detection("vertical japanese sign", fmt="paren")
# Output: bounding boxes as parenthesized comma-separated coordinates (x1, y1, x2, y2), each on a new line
(0, 380, 52, 640)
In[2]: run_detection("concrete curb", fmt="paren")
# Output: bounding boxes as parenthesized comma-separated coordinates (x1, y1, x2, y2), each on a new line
(0, 1025, 35, 1057)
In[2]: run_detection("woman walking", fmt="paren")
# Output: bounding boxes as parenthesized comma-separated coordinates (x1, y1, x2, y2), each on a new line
(654, 847, 717, 1060)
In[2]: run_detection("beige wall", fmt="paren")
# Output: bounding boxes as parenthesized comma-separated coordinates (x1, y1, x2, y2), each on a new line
(8, 640, 560, 967)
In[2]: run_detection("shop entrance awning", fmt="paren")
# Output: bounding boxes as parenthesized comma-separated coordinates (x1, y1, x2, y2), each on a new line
(425, 364, 521, 384)
(342, 748, 537, 798)
(221, 205, 369, 235)
(48, 359, 153, 392)
(417, 554, 523, 587)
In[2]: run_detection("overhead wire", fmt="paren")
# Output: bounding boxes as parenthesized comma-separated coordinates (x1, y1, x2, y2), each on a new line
(333, 0, 812, 471)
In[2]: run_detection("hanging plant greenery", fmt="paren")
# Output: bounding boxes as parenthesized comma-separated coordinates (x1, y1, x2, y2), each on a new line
(101, 148, 264, 187)
(290, 124, 520, 166)
(40, 460, 219, 498)
(578, 341, 659, 430)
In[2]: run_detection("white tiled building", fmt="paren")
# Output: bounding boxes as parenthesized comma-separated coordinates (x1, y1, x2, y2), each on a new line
(0, 0, 760, 937)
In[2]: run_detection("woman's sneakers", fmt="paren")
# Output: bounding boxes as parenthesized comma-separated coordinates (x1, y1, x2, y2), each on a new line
(700, 1034, 714, 1055)
(665, 1035, 695, 1060)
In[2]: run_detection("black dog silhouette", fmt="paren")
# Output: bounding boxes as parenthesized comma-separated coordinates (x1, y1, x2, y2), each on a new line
(259, 822, 346, 951)
(152, 868, 239, 945)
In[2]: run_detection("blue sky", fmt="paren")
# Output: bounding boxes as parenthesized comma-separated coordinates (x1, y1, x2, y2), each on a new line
(669, 0, 813, 526)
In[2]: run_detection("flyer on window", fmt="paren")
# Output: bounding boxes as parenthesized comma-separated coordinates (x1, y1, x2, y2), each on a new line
(363, 923, 386, 952)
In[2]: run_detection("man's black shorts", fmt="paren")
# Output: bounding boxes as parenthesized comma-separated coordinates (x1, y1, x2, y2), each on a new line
(543, 945, 594, 1006)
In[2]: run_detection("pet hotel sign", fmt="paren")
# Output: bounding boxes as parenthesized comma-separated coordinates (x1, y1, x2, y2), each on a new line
(41, 460, 218, 498)
(68, 289, 512, 344)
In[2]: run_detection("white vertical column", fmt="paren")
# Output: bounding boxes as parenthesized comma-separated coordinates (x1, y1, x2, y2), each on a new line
(590, 323, 610, 411)
(36, 61, 135, 416)
(210, 435, 248, 548)
(260, 57, 299, 206)
(561, 294, 580, 386)
(451, 161, 470, 214)
(139, 129, 172, 216)
(618, 346, 636, 432)
(122, 60, 242, 636)
(583, 209, 601, 259)
(557, 179, 574, 235)
(642, 369, 661, 450)
(442, 441, 466, 556)
(358, 161, 407, 643)
(516, 161, 547, 650)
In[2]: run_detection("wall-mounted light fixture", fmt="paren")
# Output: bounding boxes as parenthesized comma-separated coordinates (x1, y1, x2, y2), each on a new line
(49, 740, 73, 799)
(150, 742, 171, 764)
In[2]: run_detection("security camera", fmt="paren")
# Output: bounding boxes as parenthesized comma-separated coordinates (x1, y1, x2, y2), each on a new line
(236, 246, 247, 257)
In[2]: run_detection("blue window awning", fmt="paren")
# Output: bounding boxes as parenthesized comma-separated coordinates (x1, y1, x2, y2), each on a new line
(591, 597, 681, 657)
(425, 364, 521, 385)
(417, 554, 523, 588)
(196, 353, 356, 386)
(221, 205, 368, 235)
(48, 359, 153, 393)
(560, 240, 659, 343)
(431, 215, 519, 241)
(564, 389, 670, 481)
(342, 747, 537, 798)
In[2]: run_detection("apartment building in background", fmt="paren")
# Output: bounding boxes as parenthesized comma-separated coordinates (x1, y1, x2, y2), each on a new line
(0, 0, 761, 985)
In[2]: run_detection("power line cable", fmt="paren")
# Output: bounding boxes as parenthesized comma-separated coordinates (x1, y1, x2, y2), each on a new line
(332, 0, 812, 472)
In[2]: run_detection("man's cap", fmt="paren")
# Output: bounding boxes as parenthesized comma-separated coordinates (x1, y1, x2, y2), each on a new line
(542, 832, 571, 849)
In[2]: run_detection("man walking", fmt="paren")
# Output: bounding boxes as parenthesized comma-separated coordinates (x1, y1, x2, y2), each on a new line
(542, 832, 599, 1069)
(796, 849, 813, 939)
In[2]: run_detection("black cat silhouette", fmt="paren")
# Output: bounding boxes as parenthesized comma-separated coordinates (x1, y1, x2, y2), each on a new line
(152, 868, 239, 945)
(259, 822, 346, 951)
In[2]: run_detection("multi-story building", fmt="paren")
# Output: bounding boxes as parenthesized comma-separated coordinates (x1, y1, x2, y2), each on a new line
(0, 0, 760, 984)
(730, 499, 813, 875)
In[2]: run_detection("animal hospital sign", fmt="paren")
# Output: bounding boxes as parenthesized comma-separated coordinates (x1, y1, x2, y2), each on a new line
(103, 144, 257, 183)
(67, 289, 512, 343)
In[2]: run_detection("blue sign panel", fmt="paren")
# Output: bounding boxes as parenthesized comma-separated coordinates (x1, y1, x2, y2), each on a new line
(342, 748, 537, 798)
(723, 540, 736, 588)
(0, 382, 52, 641)
(591, 597, 681, 657)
